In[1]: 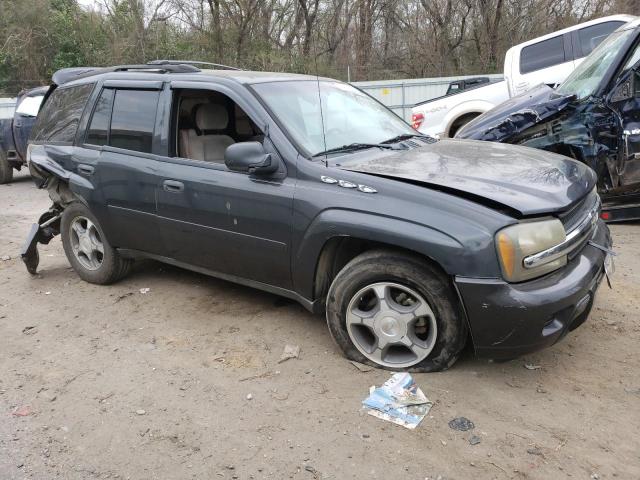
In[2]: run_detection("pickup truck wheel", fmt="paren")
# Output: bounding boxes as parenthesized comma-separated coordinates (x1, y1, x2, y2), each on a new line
(0, 151, 14, 184)
(326, 250, 467, 372)
(61, 202, 132, 285)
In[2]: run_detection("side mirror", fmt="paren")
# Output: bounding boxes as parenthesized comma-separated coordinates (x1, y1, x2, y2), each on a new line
(610, 76, 634, 103)
(224, 141, 278, 175)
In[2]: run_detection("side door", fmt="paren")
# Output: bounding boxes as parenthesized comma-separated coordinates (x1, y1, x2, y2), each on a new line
(80, 81, 165, 254)
(607, 41, 640, 188)
(154, 82, 295, 289)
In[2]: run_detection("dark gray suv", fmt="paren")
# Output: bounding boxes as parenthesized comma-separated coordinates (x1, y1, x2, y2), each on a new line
(23, 61, 613, 371)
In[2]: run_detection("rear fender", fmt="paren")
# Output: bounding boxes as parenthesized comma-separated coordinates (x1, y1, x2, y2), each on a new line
(22, 146, 90, 274)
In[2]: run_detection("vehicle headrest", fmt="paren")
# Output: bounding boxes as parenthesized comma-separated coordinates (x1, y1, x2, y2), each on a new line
(195, 103, 228, 131)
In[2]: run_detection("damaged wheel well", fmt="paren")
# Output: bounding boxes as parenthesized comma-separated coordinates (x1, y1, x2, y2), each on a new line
(312, 236, 451, 306)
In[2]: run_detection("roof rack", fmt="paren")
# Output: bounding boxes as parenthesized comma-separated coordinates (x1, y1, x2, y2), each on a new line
(115, 63, 201, 73)
(51, 63, 201, 86)
(147, 60, 241, 71)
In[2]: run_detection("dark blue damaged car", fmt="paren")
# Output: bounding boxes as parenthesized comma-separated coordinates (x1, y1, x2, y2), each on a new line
(457, 18, 640, 222)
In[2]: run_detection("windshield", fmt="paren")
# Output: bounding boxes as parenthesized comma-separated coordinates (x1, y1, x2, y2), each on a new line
(557, 27, 635, 100)
(253, 80, 415, 156)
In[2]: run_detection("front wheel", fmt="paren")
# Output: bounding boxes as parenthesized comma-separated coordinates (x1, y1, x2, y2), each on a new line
(61, 202, 132, 284)
(326, 250, 467, 372)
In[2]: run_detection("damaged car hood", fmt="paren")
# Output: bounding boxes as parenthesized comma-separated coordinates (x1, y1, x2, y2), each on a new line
(455, 84, 574, 142)
(339, 139, 596, 216)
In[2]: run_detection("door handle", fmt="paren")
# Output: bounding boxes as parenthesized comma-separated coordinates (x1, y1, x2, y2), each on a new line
(163, 180, 184, 193)
(77, 164, 94, 176)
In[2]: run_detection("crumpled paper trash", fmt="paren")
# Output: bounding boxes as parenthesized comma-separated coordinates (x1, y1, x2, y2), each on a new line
(362, 372, 432, 429)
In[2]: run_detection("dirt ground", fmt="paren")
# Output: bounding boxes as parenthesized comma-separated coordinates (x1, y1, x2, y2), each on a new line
(1, 170, 639, 480)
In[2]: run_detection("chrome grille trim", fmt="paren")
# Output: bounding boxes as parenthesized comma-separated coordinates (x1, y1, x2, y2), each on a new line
(523, 195, 600, 269)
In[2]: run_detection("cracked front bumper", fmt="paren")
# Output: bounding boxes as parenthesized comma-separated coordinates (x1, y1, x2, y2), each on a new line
(456, 219, 611, 360)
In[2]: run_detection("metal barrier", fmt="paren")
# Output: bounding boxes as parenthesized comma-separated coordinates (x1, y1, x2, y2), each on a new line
(352, 74, 503, 121)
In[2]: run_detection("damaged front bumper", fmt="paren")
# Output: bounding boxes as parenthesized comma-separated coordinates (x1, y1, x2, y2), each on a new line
(21, 209, 61, 274)
(456, 219, 611, 360)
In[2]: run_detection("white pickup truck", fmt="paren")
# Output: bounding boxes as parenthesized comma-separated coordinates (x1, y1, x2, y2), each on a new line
(411, 14, 636, 138)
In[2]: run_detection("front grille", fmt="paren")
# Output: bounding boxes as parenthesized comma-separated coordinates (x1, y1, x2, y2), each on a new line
(558, 188, 600, 233)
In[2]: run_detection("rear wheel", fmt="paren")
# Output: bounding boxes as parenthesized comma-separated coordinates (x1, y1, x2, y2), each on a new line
(449, 113, 480, 138)
(326, 249, 467, 372)
(61, 202, 132, 284)
(0, 150, 13, 184)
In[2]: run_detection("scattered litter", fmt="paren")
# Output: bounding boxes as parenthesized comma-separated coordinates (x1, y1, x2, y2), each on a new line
(362, 372, 432, 430)
(304, 465, 320, 479)
(624, 387, 640, 395)
(44, 291, 51, 295)
(139, 288, 151, 294)
(22, 325, 37, 335)
(524, 363, 542, 370)
(135, 409, 146, 415)
(1, 255, 10, 261)
(469, 434, 481, 445)
(246, 393, 253, 400)
(240, 371, 279, 382)
(114, 292, 134, 303)
(12, 405, 32, 417)
(278, 344, 300, 363)
(350, 361, 374, 372)
(449, 417, 475, 431)
(527, 447, 544, 456)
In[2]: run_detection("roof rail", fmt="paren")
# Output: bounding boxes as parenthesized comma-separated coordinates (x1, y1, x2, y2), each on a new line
(51, 63, 201, 86)
(115, 64, 201, 73)
(147, 60, 241, 71)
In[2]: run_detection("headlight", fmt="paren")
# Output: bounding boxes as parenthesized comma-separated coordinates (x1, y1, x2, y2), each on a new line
(496, 218, 566, 282)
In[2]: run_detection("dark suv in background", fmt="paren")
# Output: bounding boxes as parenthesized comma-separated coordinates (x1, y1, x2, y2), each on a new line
(23, 61, 613, 371)
(0, 85, 46, 183)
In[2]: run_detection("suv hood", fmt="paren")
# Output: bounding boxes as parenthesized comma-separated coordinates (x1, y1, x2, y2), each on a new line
(455, 84, 574, 141)
(339, 138, 596, 216)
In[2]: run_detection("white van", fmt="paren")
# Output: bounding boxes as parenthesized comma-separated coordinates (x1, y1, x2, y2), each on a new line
(412, 14, 636, 138)
(504, 14, 635, 96)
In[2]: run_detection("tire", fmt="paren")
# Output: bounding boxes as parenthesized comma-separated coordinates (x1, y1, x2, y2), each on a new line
(326, 249, 467, 372)
(0, 150, 13, 184)
(61, 202, 132, 285)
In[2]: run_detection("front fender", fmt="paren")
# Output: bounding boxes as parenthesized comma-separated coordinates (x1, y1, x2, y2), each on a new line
(292, 208, 472, 300)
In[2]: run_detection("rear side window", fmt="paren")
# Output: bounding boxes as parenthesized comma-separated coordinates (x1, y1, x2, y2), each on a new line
(85, 88, 159, 154)
(520, 35, 566, 74)
(86, 89, 114, 146)
(577, 21, 624, 58)
(31, 83, 93, 143)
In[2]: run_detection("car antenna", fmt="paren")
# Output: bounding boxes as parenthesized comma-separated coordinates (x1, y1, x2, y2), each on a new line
(312, 39, 328, 167)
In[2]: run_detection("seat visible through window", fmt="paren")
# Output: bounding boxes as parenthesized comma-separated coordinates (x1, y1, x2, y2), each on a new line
(179, 103, 235, 163)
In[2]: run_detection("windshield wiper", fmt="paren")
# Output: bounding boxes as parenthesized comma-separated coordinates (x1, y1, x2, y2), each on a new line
(312, 143, 397, 157)
(381, 133, 435, 144)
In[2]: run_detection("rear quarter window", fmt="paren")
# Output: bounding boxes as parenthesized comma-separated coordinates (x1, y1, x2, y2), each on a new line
(31, 83, 94, 144)
(520, 35, 566, 74)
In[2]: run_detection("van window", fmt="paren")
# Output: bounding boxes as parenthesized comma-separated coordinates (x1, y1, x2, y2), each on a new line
(109, 90, 159, 153)
(15, 95, 44, 117)
(86, 89, 114, 146)
(31, 83, 93, 143)
(577, 21, 625, 58)
(520, 35, 566, 74)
